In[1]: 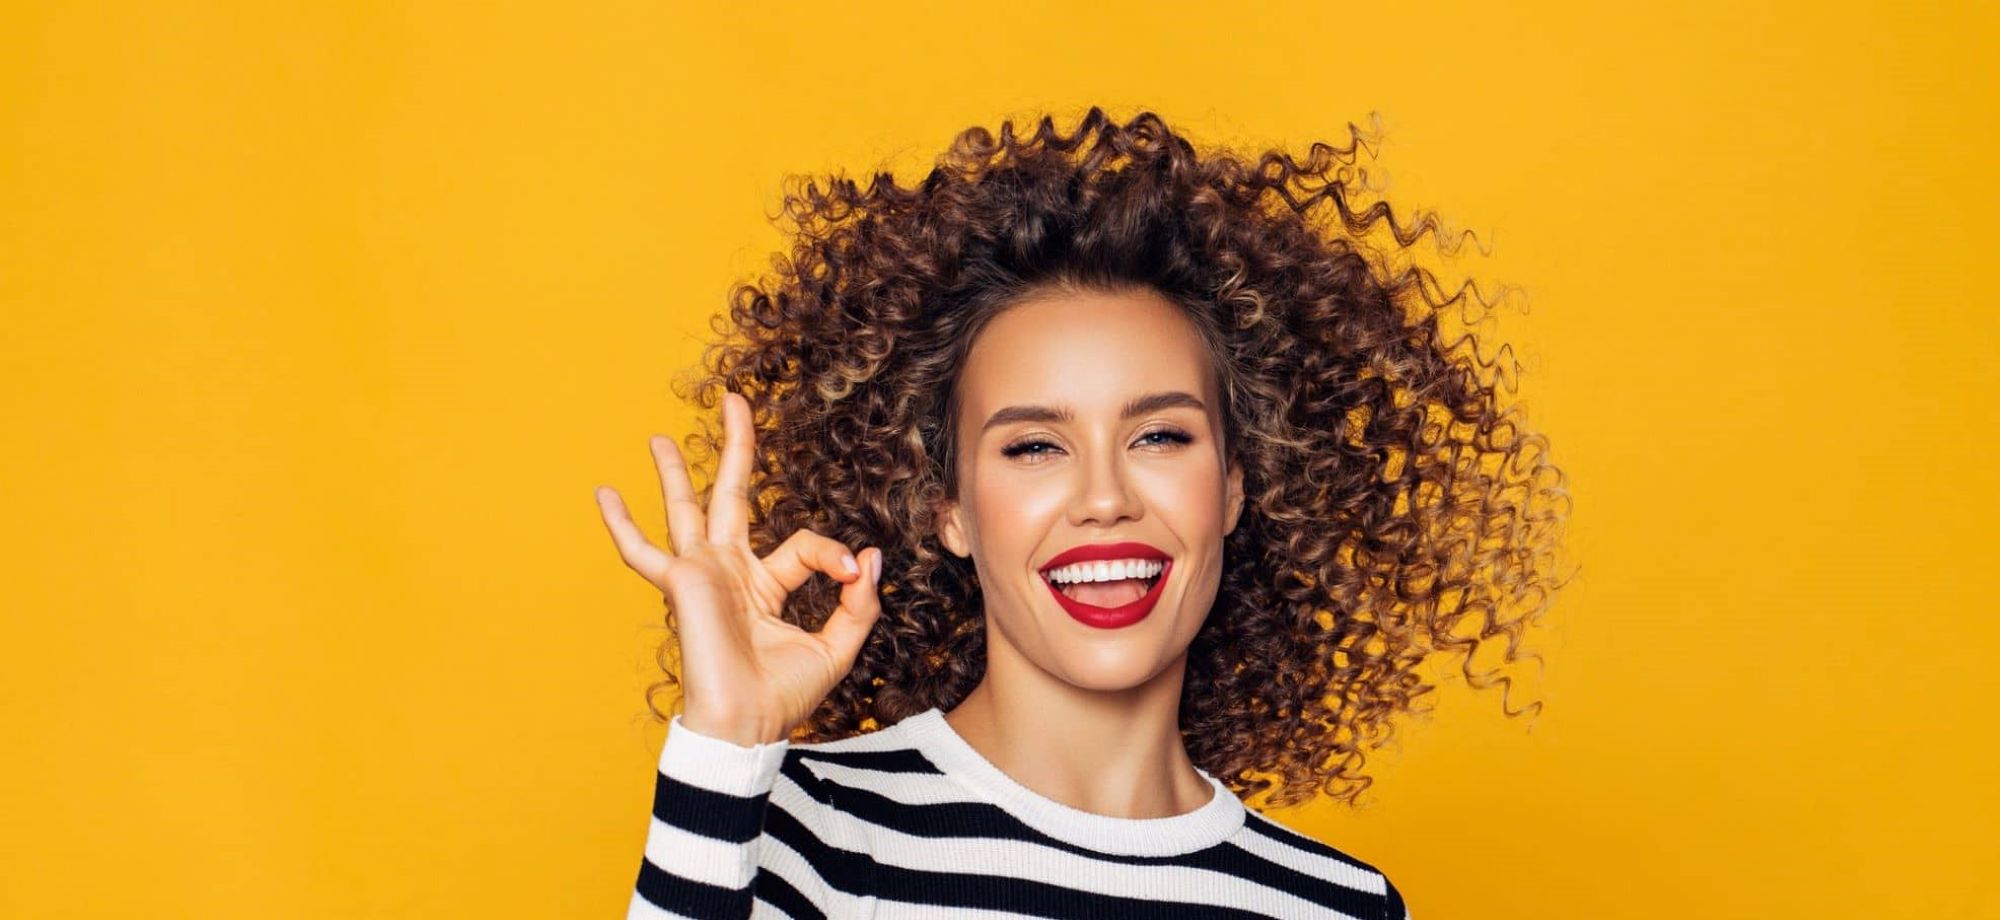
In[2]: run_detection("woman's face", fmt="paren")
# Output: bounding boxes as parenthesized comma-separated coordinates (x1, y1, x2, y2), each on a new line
(936, 286, 1245, 692)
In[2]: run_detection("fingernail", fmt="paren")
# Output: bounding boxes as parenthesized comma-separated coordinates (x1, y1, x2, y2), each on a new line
(841, 554, 859, 577)
(867, 551, 882, 582)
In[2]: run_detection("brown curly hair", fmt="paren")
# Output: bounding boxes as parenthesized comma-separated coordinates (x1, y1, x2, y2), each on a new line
(644, 107, 1574, 809)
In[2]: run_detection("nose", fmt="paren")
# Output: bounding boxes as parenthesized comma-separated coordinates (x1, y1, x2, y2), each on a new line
(1067, 444, 1143, 527)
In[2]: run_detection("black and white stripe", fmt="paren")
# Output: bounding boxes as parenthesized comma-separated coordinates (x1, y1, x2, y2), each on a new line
(628, 709, 1411, 920)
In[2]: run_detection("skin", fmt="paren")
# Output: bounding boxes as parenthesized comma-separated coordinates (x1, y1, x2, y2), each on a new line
(593, 284, 1244, 820)
(935, 286, 1246, 820)
(596, 393, 885, 749)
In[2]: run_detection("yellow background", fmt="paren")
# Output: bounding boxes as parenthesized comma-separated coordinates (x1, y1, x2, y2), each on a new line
(3, 1, 1993, 917)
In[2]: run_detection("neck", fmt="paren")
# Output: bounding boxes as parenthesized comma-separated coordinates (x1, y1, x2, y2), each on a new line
(942, 636, 1214, 820)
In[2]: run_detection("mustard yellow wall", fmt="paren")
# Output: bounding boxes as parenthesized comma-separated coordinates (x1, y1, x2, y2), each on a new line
(4, 1, 1993, 917)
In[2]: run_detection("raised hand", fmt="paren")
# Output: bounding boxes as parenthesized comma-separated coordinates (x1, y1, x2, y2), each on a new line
(594, 392, 883, 748)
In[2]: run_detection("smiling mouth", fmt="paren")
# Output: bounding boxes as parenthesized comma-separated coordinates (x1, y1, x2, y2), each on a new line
(1039, 560, 1173, 629)
(1044, 571, 1164, 609)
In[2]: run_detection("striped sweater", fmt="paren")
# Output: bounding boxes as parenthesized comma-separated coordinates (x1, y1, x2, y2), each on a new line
(628, 707, 1411, 920)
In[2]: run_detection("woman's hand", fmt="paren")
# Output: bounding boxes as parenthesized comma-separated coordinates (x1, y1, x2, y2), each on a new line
(594, 392, 884, 748)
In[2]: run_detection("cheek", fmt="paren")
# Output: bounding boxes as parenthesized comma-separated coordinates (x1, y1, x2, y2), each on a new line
(965, 470, 1066, 554)
(1136, 458, 1229, 531)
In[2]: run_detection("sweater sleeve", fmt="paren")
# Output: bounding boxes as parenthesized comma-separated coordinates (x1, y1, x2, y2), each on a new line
(624, 714, 792, 919)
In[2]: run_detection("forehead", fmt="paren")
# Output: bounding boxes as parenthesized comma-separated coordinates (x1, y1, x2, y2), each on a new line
(956, 287, 1217, 418)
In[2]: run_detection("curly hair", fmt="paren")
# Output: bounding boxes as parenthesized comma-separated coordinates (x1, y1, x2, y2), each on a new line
(644, 107, 1574, 809)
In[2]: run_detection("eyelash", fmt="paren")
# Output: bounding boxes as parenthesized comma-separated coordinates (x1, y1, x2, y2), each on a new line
(1000, 428, 1194, 459)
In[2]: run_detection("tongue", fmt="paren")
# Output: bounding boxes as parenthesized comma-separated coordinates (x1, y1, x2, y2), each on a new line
(1059, 578, 1151, 608)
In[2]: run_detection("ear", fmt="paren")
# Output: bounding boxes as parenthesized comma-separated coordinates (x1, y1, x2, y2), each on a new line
(1222, 456, 1246, 536)
(934, 495, 972, 559)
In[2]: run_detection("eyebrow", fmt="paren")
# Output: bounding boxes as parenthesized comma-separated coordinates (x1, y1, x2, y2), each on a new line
(979, 391, 1209, 434)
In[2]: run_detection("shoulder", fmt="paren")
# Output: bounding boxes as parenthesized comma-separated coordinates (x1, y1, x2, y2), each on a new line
(776, 718, 947, 796)
(1237, 809, 1386, 878)
(1236, 809, 1410, 919)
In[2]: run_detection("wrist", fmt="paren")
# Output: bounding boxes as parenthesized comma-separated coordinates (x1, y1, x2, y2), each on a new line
(679, 709, 787, 747)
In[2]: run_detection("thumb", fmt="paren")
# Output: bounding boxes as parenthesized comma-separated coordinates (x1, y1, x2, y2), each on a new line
(817, 547, 884, 669)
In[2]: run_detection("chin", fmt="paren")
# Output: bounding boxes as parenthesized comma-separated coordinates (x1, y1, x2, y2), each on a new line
(1048, 632, 1187, 691)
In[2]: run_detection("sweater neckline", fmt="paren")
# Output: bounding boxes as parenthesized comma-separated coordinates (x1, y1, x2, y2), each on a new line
(896, 706, 1246, 857)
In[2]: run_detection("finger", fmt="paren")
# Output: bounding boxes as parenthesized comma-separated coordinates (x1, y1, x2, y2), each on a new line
(707, 391, 754, 545)
(649, 434, 705, 553)
(594, 486, 670, 583)
(816, 547, 884, 670)
(760, 528, 861, 594)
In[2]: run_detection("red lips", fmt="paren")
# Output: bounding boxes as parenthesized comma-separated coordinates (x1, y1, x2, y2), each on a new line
(1038, 541, 1172, 629)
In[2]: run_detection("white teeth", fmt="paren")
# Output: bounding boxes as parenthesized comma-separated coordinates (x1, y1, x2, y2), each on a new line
(1045, 558, 1165, 585)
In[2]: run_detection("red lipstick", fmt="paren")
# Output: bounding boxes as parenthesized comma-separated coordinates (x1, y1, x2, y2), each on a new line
(1037, 541, 1172, 629)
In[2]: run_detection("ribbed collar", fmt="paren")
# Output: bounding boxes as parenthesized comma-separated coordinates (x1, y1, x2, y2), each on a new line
(894, 706, 1246, 857)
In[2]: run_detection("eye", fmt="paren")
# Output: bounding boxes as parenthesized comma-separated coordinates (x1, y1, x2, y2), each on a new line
(1000, 428, 1194, 461)
(1000, 437, 1062, 460)
(1136, 427, 1195, 449)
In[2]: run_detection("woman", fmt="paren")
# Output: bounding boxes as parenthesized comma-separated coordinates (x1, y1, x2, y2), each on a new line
(595, 108, 1569, 919)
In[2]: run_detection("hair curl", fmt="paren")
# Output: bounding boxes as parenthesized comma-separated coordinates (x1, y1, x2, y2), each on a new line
(644, 107, 1574, 809)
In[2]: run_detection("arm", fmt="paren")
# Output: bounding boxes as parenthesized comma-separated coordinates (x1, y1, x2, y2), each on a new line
(626, 714, 790, 919)
(598, 398, 886, 917)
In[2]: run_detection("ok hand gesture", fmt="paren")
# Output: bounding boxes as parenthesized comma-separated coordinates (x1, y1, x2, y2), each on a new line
(595, 392, 883, 748)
